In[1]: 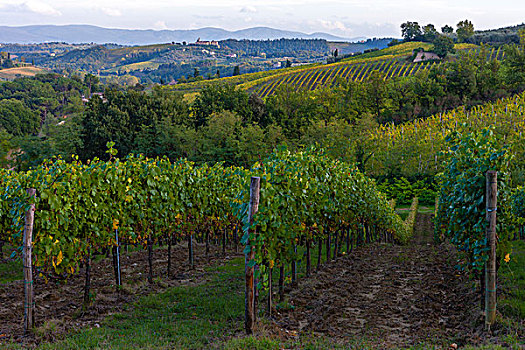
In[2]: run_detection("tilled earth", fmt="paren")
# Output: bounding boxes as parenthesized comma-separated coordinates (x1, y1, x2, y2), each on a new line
(0, 241, 241, 346)
(272, 214, 484, 348)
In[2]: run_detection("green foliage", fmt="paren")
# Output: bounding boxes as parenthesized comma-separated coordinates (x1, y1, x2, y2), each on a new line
(377, 177, 436, 206)
(441, 25, 454, 34)
(511, 186, 525, 225)
(435, 127, 514, 273)
(503, 36, 525, 92)
(191, 83, 253, 128)
(252, 56, 436, 99)
(233, 65, 240, 76)
(432, 35, 455, 58)
(196, 110, 270, 167)
(366, 91, 525, 179)
(404, 197, 419, 238)
(422, 24, 439, 42)
(0, 99, 39, 136)
(401, 22, 423, 41)
(81, 88, 189, 161)
(457, 20, 475, 43)
(499, 240, 525, 323)
(1, 146, 408, 283)
(0, 130, 12, 167)
(0, 73, 93, 118)
(231, 147, 409, 285)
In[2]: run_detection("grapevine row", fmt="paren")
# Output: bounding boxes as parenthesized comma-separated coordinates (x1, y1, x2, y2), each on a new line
(0, 147, 408, 310)
(365, 92, 525, 177)
(252, 59, 440, 98)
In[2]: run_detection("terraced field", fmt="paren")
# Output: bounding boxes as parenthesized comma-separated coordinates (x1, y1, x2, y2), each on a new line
(249, 59, 437, 98)
(166, 42, 507, 98)
(247, 46, 506, 98)
(0, 66, 47, 81)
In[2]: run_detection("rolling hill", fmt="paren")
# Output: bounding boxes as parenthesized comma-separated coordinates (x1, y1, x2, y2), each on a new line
(0, 66, 47, 81)
(0, 25, 356, 45)
(167, 42, 508, 99)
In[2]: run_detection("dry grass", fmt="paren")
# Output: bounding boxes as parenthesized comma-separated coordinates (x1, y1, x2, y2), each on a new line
(0, 67, 47, 81)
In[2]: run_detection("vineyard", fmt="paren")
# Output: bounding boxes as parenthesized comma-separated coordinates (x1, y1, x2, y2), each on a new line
(165, 42, 503, 98)
(246, 45, 507, 98)
(1, 36, 525, 348)
(249, 59, 437, 98)
(364, 91, 525, 178)
(0, 146, 410, 342)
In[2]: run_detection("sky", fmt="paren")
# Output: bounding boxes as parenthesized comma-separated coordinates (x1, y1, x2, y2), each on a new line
(0, 0, 524, 38)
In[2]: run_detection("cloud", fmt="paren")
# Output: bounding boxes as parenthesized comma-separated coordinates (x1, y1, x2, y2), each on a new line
(101, 7, 122, 16)
(154, 20, 168, 30)
(318, 19, 347, 32)
(0, 1, 62, 16)
(240, 6, 256, 13)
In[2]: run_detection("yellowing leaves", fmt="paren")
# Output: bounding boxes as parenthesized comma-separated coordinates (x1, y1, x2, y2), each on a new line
(57, 250, 63, 265)
(113, 219, 119, 230)
(52, 250, 63, 269)
(504, 253, 511, 263)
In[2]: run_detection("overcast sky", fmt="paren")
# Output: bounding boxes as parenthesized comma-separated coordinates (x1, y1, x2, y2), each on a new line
(0, 0, 524, 38)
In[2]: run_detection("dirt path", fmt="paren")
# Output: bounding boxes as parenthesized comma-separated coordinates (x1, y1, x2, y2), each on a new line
(0, 242, 241, 345)
(273, 214, 480, 348)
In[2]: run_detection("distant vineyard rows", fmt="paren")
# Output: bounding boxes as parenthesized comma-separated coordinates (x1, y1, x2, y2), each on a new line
(249, 46, 506, 98)
(364, 90, 524, 177)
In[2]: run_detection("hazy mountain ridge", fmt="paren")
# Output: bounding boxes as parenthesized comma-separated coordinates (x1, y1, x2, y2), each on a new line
(0, 25, 359, 45)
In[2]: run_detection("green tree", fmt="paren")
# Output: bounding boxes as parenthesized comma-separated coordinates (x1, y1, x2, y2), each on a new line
(0, 99, 39, 136)
(422, 24, 438, 42)
(503, 29, 525, 92)
(365, 71, 388, 123)
(401, 21, 423, 41)
(191, 84, 253, 129)
(441, 25, 454, 34)
(433, 35, 455, 58)
(83, 74, 99, 96)
(266, 85, 318, 139)
(197, 110, 242, 165)
(456, 20, 475, 42)
(0, 130, 12, 168)
(233, 65, 240, 76)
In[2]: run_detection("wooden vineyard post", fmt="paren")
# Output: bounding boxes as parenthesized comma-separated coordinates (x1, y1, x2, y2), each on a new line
(112, 225, 122, 291)
(147, 233, 153, 284)
(245, 176, 260, 335)
(167, 232, 172, 278)
(317, 238, 322, 271)
(188, 232, 194, 269)
(23, 188, 36, 333)
(267, 266, 273, 317)
(485, 171, 497, 330)
(279, 265, 285, 302)
(327, 233, 331, 261)
(291, 245, 297, 287)
(306, 238, 311, 277)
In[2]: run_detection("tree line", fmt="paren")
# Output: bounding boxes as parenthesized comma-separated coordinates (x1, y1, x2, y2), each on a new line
(1, 36, 524, 177)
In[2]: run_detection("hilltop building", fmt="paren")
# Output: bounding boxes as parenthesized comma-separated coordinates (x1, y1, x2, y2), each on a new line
(413, 50, 441, 62)
(194, 38, 220, 48)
